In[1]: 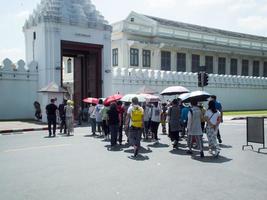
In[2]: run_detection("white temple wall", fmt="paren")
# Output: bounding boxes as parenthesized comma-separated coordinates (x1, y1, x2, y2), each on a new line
(112, 67, 267, 110)
(0, 59, 38, 120)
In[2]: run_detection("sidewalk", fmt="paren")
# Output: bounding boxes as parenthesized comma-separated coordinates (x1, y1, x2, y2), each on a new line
(0, 120, 89, 134)
(0, 120, 48, 134)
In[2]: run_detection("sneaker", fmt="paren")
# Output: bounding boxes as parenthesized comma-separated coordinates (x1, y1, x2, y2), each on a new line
(134, 147, 138, 157)
(186, 150, 193, 154)
(214, 150, 220, 158)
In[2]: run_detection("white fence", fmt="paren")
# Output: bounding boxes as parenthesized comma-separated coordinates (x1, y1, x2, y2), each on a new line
(0, 58, 38, 120)
(112, 67, 267, 110)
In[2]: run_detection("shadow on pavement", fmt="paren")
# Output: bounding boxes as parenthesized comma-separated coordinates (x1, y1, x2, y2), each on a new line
(147, 142, 169, 148)
(219, 144, 233, 148)
(128, 154, 149, 161)
(169, 149, 189, 156)
(124, 146, 152, 154)
(83, 134, 96, 137)
(192, 155, 232, 163)
(105, 145, 123, 152)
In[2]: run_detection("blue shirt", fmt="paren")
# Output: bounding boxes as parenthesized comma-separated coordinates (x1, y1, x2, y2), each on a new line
(214, 101, 222, 111)
(181, 107, 190, 122)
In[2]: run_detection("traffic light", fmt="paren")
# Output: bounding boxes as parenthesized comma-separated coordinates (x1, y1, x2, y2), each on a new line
(203, 73, 209, 86)
(198, 72, 202, 87)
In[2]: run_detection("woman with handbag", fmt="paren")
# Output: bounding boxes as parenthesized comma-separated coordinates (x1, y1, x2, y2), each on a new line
(205, 100, 221, 157)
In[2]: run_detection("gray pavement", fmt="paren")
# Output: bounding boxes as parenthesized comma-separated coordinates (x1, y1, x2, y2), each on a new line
(0, 120, 267, 200)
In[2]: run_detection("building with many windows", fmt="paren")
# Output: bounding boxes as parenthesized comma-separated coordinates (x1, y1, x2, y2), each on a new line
(110, 11, 267, 110)
(112, 12, 267, 77)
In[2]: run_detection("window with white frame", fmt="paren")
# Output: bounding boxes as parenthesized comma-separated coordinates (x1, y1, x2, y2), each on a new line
(253, 60, 259, 77)
(142, 50, 151, 67)
(130, 48, 139, 66)
(177, 53, 186, 72)
(241, 60, 249, 76)
(161, 51, 171, 71)
(218, 57, 226, 75)
(230, 58, 237, 75)
(112, 48, 118, 66)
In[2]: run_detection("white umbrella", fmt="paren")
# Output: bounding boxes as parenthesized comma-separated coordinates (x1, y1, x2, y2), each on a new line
(121, 94, 146, 102)
(181, 90, 211, 103)
(160, 86, 189, 96)
(141, 93, 161, 103)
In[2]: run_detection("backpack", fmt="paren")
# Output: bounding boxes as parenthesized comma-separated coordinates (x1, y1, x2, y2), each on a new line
(131, 106, 143, 128)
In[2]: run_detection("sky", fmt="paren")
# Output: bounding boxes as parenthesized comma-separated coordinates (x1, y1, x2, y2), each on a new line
(0, 0, 267, 62)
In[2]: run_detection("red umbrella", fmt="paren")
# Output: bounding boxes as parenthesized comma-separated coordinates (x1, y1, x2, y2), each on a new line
(83, 97, 99, 104)
(103, 94, 123, 106)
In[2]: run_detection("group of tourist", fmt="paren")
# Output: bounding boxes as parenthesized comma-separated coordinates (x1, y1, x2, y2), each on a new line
(45, 98, 74, 137)
(44, 94, 223, 158)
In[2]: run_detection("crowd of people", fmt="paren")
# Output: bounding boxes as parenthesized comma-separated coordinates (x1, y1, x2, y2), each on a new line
(44, 95, 223, 158)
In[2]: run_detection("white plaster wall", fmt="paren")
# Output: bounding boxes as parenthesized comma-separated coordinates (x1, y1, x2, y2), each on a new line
(24, 22, 112, 120)
(0, 59, 38, 120)
(112, 68, 267, 110)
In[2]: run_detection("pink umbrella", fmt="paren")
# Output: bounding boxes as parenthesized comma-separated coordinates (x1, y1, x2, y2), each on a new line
(103, 94, 123, 106)
(83, 97, 99, 104)
(140, 93, 160, 103)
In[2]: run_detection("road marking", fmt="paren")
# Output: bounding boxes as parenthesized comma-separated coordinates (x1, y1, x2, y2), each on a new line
(3, 144, 71, 153)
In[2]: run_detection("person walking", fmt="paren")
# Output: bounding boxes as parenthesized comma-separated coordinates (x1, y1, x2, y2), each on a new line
(88, 104, 96, 135)
(101, 104, 110, 140)
(210, 95, 223, 143)
(143, 103, 152, 139)
(150, 102, 161, 143)
(107, 102, 120, 147)
(117, 101, 125, 145)
(95, 99, 104, 136)
(65, 100, 74, 136)
(205, 100, 221, 157)
(161, 103, 168, 135)
(187, 100, 204, 158)
(180, 103, 190, 138)
(123, 102, 131, 143)
(168, 99, 182, 149)
(58, 99, 67, 134)
(125, 97, 144, 157)
(46, 99, 58, 137)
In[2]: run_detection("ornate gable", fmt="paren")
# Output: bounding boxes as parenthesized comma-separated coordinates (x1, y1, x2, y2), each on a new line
(24, 0, 110, 30)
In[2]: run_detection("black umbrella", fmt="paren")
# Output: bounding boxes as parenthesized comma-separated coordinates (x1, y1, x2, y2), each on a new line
(160, 86, 189, 96)
(181, 90, 211, 103)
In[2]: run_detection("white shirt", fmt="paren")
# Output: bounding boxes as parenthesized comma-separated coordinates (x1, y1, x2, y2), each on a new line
(205, 109, 221, 126)
(151, 106, 161, 122)
(88, 106, 96, 118)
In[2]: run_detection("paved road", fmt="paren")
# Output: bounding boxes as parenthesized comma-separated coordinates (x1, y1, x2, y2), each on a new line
(0, 120, 267, 200)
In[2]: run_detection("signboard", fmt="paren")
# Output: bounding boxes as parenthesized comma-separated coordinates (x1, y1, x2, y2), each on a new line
(243, 117, 266, 153)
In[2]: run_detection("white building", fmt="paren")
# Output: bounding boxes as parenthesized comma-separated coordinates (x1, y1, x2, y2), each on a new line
(112, 12, 267, 76)
(110, 12, 267, 110)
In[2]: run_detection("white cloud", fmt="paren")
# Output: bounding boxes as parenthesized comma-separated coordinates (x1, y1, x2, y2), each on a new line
(15, 10, 30, 20)
(237, 16, 267, 33)
(144, 0, 176, 8)
(0, 48, 25, 63)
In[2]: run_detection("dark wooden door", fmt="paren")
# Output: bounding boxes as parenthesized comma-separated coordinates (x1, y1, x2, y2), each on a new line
(74, 56, 82, 118)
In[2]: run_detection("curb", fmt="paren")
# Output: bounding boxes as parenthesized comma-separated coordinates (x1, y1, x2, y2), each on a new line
(0, 124, 85, 135)
(0, 127, 49, 135)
